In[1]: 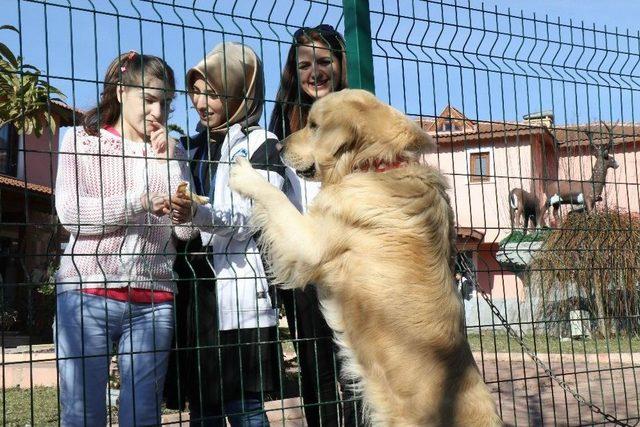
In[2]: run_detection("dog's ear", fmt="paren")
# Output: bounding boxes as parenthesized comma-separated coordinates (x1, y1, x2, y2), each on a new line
(325, 89, 435, 159)
(393, 113, 435, 154)
(323, 92, 366, 157)
(363, 101, 435, 156)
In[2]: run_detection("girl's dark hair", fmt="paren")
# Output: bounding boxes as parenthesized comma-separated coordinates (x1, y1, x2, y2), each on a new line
(268, 27, 347, 139)
(83, 52, 176, 136)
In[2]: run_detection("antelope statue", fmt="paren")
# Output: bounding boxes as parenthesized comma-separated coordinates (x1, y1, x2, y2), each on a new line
(509, 188, 541, 234)
(544, 124, 619, 225)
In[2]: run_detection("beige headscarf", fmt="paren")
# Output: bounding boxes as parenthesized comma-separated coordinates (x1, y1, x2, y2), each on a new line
(186, 42, 264, 133)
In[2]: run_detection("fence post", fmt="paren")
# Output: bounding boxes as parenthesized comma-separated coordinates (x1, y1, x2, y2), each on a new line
(342, 0, 375, 94)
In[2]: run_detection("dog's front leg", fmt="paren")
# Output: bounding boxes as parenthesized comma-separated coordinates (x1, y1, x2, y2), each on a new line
(229, 157, 330, 287)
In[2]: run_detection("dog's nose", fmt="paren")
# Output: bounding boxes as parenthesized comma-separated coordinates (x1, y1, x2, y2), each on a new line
(297, 163, 316, 179)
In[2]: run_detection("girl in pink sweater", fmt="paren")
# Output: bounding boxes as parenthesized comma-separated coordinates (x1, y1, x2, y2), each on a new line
(54, 51, 194, 426)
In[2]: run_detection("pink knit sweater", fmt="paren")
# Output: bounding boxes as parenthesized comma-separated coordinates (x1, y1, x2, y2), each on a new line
(54, 127, 196, 293)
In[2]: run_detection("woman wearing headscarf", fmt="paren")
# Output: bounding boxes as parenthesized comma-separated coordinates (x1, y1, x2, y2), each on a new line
(164, 42, 285, 427)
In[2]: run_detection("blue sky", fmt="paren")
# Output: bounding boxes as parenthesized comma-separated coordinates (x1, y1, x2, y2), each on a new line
(3, 0, 640, 132)
(479, 0, 640, 29)
(370, 0, 640, 126)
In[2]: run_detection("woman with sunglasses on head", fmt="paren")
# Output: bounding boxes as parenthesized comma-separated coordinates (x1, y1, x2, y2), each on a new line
(269, 24, 363, 427)
(165, 42, 285, 427)
(54, 51, 195, 426)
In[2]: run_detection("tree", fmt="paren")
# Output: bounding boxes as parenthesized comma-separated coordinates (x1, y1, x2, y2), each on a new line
(0, 25, 66, 137)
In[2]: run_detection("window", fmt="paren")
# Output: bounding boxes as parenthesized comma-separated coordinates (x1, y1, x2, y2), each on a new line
(469, 151, 490, 182)
(439, 120, 462, 132)
(441, 120, 452, 132)
(0, 124, 18, 176)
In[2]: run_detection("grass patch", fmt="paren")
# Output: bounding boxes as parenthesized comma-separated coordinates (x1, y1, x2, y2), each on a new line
(0, 387, 182, 425)
(0, 386, 59, 425)
(466, 330, 640, 354)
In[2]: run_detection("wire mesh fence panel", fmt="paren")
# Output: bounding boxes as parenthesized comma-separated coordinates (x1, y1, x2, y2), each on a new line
(0, 0, 639, 426)
(1, 1, 351, 425)
(369, 0, 640, 426)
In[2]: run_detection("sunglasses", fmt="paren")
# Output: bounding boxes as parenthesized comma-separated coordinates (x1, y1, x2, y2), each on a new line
(293, 24, 342, 39)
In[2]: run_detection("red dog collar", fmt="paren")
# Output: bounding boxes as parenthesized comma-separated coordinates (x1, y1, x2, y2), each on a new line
(354, 158, 409, 173)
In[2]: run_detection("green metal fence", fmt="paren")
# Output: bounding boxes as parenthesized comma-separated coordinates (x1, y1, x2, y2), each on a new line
(1, 0, 640, 425)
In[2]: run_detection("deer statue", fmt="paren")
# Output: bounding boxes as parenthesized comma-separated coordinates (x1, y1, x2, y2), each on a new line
(509, 188, 541, 234)
(544, 123, 619, 225)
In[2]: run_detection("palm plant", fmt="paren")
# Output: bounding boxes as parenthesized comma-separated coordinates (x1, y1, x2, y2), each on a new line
(0, 25, 66, 137)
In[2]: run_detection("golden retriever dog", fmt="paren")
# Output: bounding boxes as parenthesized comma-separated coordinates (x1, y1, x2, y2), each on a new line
(229, 89, 502, 426)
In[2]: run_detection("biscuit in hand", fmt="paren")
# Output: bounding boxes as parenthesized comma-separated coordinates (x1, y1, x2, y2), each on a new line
(176, 181, 209, 205)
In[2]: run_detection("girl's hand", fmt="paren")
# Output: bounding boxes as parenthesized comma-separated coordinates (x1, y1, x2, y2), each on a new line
(149, 121, 176, 160)
(169, 192, 197, 224)
(140, 192, 170, 216)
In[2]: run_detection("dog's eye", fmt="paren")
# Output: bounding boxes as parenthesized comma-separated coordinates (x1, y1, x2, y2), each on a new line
(333, 143, 350, 158)
(309, 121, 318, 130)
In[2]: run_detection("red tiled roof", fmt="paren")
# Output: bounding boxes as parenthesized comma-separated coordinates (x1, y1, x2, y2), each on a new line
(417, 113, 640, 148)
(421, 119, 553, 144)
(0, 174, 52, 195)
(424, 105, 477, 133)
(551, 123, 640, 148)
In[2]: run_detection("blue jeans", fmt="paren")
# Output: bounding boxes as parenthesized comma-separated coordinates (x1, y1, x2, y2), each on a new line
(190, 394, 269, 427)
(55, 290, 174, 427)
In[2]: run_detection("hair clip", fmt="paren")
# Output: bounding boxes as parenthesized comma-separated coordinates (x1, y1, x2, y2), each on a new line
(120, 50, 138, 74)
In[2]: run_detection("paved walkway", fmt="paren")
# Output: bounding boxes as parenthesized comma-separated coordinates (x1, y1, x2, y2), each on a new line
(161, 398, 306, 426)
(476, 352, 640, 426)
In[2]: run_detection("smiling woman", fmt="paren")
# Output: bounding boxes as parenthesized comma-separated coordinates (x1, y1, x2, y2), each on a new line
(269, 25, 348, 139)
(163, 42, 286, 427)
(188, 78, 225, 128)
(268, 25, 363, 427)
(296, 42, 342, 100)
